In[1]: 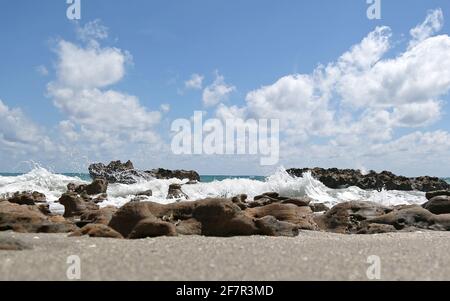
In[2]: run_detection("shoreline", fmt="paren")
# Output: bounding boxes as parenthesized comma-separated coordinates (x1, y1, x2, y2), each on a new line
(1, 231, 450, 281)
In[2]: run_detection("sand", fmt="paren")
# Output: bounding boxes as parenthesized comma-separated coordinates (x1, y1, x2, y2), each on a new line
(1, 230, 449, 281)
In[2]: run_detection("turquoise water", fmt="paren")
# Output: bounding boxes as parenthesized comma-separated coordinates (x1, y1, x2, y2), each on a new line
(0, 172, 265, 183)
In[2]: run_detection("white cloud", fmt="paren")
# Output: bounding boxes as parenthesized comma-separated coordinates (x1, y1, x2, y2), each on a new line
(202, 72, 236, 107)
(160, 103, 171, 113)
(409, 8, 444, 48)
(76, 19, 109, 42)
(185, 73, 204, 90)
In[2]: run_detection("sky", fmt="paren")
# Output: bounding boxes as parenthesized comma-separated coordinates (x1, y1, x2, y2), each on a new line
(0, 0, 450, 176)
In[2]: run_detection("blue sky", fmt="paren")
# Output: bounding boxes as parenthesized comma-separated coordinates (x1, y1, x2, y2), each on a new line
(1, 0, 450, 176)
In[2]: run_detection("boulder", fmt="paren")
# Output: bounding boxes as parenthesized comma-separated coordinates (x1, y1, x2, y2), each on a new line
(309, 203, 330, 213)
(68, 179, 108, 196)
(367, 205, 450, 231)
(167, 184, 188, 200)
(315, 201, 393, 234)
(425, 190, 450, 201)
(249, 193, 311, 208)
(128, 217, 177, 239)
(423, 196, 450, 215)
(70, 224, 123, 239)
(255, 216, 299, 237)
(5, 191, 46, 206)
(245, 203, 318, 230)
(80, 206, 117, 225)
(108, 202, 159, 237)
(59, 193, 99, 218)
(176, 218, 202, 236)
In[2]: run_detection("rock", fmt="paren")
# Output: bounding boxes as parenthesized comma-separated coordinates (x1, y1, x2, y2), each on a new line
(0, 202, 76, 233)
(149, 168, 200, 182)
(80, 206, 117, 225)
(5, 191, 46, 206)
(109, 202, 158, 237)
(287, 168, 449, 192)
(176, 218, 202, 235)
(249, 193, 310, 208)
(70, 224, 123, 239)
(0, 237, 32, 251)
(136, 190, 153, 197)
(84, 179, 108, 195)
(37, 204, 51, 215)
(315, 201, 393, 234)
(128, 217, 177, 239)
(231, 194, 248, 210)
(255, 216, 299, 237)
(367, 206, 450, 231)
(423, 196, 450, 215)
(92, 193, 108, 204)
(309, 203, 330, 213)
(245, 203, 318, 230)
(167, 184, 188, 200)
(426, 190, 450, 200)
(59, 193, 99, 218)
(89, 160, 200, 184)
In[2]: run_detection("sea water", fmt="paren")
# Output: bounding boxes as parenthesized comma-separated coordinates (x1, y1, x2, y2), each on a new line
(0, 167, 432, 214)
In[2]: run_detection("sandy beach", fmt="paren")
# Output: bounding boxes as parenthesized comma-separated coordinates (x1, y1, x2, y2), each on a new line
(1, 230, 449, 281)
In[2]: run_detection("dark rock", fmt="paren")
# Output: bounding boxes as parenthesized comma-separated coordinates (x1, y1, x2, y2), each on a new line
(176, 218, 202, 235)
(309, 203, 330, 213)
(136, 190, 153, 197)
(58, 193, 99, 218)
(0, 237, 32, 251)
(167, 184, 188, 200)
(255, 216, 299, 237)
(89, 160, 200, 184)
(423, 196, 450, 215)
(426, 190, 450, 200)
(80, 206, 117, 225)
(249, 193, 310, 209)
(357, 223, 398, 234)
(70, 224, 123, 239)
(315, 201, 393, 234)
(367, 206, 450, 231)
(287, 168, 449, 192)
(128, 217, 177, 239)
(108, 202, 158, 237)
(245, 203, 318, 231)
(231, 194, 248, 210)
(84, 179, 108, 195)
(5, 191, 46, 206)
(149, 168, 200, 182)
(92, 193, 108, 204)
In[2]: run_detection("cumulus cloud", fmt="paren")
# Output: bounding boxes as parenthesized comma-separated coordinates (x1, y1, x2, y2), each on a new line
(185, 73, 204, 90)
(76, 19, 109, 42)
(202, 72, 236, 107)
(409, 8, 444, 48)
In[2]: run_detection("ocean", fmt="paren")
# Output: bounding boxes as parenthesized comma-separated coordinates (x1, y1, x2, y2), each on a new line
(0, 167, 435, 215)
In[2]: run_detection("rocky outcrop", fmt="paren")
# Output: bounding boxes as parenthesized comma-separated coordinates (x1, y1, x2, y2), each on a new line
(287, 168, 449, 192)
(108, 197, 318, 239)
(89, 160, 200, 184)
(0, 202, 76, 234)
(70, 224, 123, 239)
(68, 179, 108, 196)
(58, 193, 99, 218)
(80, 206, 117, 226)
(315, 201, 393, 234)
(423, 196, 450, 215)
(167, 184, 188, 200)
(4, 191, 46, 206)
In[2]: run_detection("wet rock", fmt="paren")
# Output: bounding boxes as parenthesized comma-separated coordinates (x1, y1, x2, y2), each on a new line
(92, 193, 108, 204)
(357, 223, 398, 234)
(245, 203, 318, 230)
(136, 190, 153, 197)
(249, 193, 311, 209)
(287, 168, 449, 192)
(59, 193, 99, 218)
(167, 184, 188, 200)
(0, 202, 76, 233)
(0, 237, 32, 251)
(5, 191, 46, 206)
(423, 196, 450, 215)
(89, 160, 200, 184)
(367, 206, 450, 231)
(128, 217, 177, 239)
(309, 203, 330, 213)
(425, 190, 450, 201)
(315, 201, 393, 234)
(80, 206, 118, 225)
(255, 216, 299, 237)
(70, 224, 123, 239)
(68, 179, 108, 196)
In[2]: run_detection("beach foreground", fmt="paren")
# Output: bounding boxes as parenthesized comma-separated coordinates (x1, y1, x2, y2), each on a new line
(1, 231, 449, 281)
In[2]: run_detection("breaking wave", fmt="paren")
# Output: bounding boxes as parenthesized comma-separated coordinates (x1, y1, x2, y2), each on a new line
(0, 166, 427, 211)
